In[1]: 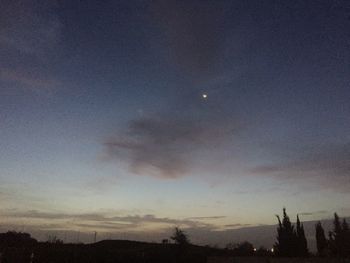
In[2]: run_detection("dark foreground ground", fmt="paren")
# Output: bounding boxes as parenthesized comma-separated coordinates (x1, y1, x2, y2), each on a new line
(1, 237, 350, 263)
(1, 239, 227, 263)
(2, 242, 350, 263)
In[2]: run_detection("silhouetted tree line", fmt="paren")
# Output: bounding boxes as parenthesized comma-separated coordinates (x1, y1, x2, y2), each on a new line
(1, 210, 350, 261)
(273, 208, 350, 258)
(316, 213, 350, 257)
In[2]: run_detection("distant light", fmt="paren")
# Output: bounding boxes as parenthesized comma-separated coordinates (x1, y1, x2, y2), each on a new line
(271, 248, 274, 253)
(202, 93, 208, 99)
(253, 248, 257, 252)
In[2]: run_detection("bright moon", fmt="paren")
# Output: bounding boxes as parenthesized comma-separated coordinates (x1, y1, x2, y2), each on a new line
(202, 94, 208, 99)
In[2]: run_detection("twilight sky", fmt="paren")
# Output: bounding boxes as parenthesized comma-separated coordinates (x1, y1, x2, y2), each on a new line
(0, 0, 350, 245)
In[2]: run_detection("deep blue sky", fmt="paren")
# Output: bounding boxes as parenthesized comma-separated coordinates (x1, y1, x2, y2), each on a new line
(0, 0, 349, 244)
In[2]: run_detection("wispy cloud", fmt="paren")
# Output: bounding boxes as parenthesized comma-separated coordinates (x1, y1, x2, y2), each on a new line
(224, 223, 252, 228)
(0, 210, 218, 231)
(252, 143, 350, 191)
(186, 216, 226, 220)
(299, 210, 328, 216)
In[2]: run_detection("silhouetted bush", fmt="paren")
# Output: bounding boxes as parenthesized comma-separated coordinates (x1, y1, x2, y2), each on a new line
(171, 227, 190, 246)
(225, 241, 254, 256)
(0, 231, 37, 249)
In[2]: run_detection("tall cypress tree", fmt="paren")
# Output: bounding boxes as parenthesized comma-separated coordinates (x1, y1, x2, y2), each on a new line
(296, 215, 308, 256)
(274, 208, 298, 257)
(328, 231, 336, 256)
(334, 213, 342, 236)
(315, 221, 328, 256)
(329, 213, 350, 257)
(332, 213, 344, 256)
(343, 219, 349, 232)
(342, 219, 350, 256)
